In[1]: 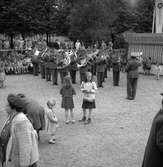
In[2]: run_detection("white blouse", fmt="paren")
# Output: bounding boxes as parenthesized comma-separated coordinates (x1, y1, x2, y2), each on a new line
(80, 81, 97, 101)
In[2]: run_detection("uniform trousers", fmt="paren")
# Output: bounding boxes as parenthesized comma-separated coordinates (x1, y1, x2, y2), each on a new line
(45, 68, 51, 81)
(113, 70, 120, 86)
(33, 62, 39, 76)
(127, 78, 138, 99)
(60, 71, 68, 84)
(80, 72, 87, 83)
(70, 70, 76, 84)
(52, 69, 58, 84)
(40, 63, 45, 79)
(97, 72, 104, 87)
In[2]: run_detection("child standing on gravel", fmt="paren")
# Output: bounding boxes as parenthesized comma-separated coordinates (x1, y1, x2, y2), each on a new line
(79, 72, 97, 124)
(46, 99, 59, 144)
(60, 75, 76, 124)
(155, 62, 161, 80)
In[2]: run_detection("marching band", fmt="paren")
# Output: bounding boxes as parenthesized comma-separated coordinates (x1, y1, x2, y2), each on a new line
(28, 39, 116, 87)
(0, 38, 131, 89)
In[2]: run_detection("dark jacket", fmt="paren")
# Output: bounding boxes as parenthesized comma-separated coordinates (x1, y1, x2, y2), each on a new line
(69, 61, 78, 71)
(112, 62, 121, 72)
(126, 58, 141, 78)
(96, 60, 106, 73)
(142, 109, 163, 167)
(46, 61, 57, 70)
(23, 98, 45, 131)
(79, 65, 88, 73)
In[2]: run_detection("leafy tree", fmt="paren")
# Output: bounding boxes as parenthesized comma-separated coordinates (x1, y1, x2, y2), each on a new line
(0, 0, 31, 48)
(134, 0, 154, 32)
(68, 0, 116, 46)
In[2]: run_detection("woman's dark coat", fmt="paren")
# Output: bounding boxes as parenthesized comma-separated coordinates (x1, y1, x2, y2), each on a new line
(142, 109, 163, 167)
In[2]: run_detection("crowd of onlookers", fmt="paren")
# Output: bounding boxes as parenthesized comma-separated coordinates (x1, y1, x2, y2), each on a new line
(0, 51, 33, 75)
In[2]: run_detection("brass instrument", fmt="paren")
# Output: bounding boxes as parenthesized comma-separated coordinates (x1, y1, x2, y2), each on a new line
(76, 49, 99, 68)
(96, 49, 109, 63)
(57, 50, 71, 69)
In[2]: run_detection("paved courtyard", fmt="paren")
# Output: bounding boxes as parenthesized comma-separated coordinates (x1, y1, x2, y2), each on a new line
(0, 72, 163, 167)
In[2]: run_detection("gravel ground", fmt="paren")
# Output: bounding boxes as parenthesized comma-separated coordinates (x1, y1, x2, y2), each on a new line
(0, 71, 162, 167)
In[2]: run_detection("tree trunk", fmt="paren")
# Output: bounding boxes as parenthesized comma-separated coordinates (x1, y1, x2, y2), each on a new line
(10, 34, 14, 49)
(46, 33, 49, 45)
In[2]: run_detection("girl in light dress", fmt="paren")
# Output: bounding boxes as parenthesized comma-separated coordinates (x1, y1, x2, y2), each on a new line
(79, 72, 97, 124)
(45, 99, 59, 144)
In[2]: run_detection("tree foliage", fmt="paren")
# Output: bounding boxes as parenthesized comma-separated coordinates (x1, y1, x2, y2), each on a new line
(0, 0, 155, 48)
(133, 0, 154, 32)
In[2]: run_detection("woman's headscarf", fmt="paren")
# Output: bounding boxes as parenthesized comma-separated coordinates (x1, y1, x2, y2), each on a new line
(7, 94, 26, 113)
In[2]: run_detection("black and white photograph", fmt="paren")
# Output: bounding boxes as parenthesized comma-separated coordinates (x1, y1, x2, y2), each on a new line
(0, 0, 163, 167)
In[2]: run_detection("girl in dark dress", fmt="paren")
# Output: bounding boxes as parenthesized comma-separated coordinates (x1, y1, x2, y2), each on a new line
(60, 76, 76, 124)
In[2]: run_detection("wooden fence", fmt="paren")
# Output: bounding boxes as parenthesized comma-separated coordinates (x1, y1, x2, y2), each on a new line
(123, 32, 163, 64)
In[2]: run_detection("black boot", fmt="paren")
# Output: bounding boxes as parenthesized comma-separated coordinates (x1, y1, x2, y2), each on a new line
(79, 116, 86, 122)
(84, 118, 91, 124)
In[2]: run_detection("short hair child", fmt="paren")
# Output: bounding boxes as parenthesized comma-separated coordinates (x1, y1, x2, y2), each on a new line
(46, 98, 58, 144)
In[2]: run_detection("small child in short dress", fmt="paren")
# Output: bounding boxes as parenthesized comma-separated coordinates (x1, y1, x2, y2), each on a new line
(46, 99, 59, 144)
(79, 72, 97, 124)
(155, 62, 161, 80)
(0, 65, 5, 88)
(60, 76, 76, 124)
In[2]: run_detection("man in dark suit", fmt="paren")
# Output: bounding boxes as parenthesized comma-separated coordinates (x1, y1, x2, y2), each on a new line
(111, 53, 121, 86)
(31, 47, 39, 76)
(48, 50, 58, 85)
(51, 56, 58, 85)
(142, 95, 163, 167)
(96, 56, 105, 88)
(69, 56, 78, 84)
(45, 54, 52, 82)
(126, 52, 141, 100)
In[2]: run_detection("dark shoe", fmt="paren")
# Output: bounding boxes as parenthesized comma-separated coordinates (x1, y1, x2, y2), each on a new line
(53, 83, 58, 85)
(126, 97, 133, 100)
(84, 118, 91, 125)
(79, 116, 86, 122)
